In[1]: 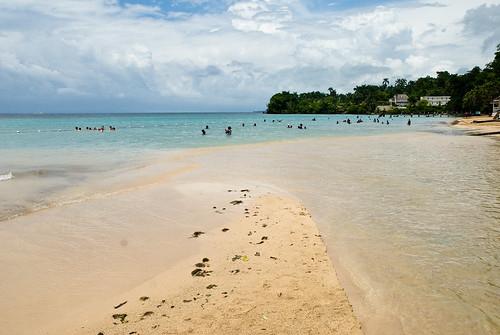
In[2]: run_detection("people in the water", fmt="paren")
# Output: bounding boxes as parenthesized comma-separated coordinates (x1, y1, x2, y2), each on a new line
(73, 115, 417, 139)
(76, 125, 116, 132)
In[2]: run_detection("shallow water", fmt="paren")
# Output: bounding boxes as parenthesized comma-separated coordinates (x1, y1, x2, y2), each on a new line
(290, 135, 500, 335)
(0, 112, 453, 220)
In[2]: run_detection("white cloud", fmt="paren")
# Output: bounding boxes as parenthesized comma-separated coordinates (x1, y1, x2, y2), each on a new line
(0, 0, 498, 112)
(228, 0, 293, 33)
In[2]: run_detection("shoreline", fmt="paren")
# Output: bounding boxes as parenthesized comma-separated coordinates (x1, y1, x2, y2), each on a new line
(1, 130, 498, 335)
(451, 116, 500, 136)
(75, 194, 362, 335)
(0, 133, 380, 223)
(0, 130, 449, 223)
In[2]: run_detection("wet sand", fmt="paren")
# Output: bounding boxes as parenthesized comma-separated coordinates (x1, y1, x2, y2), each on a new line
(78, 195, 361, 335)
(0, 148, 361, 334)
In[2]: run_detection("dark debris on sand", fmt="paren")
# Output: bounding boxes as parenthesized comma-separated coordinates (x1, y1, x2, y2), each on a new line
(190, 231, 205, 238)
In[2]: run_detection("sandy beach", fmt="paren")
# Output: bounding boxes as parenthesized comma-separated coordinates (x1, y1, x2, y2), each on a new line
(78, 195, 362, 335)
(451, 116, 500, 136)
(0, 141, 363, 335)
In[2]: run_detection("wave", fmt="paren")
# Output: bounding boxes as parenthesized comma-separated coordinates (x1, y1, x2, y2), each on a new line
(0, 171, 13, 182)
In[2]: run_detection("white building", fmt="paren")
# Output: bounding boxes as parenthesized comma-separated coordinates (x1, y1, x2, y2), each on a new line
(389, 94, 409, 107)
(492, 97, 500, 119)
(420, 96, 450, 106)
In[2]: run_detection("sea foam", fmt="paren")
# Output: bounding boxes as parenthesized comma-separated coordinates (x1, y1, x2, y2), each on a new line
(0, 172, 13, 182)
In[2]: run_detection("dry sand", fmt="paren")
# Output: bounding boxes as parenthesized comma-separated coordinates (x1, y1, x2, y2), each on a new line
(452, 116, 500, 136)
(76, 195, 362, 335)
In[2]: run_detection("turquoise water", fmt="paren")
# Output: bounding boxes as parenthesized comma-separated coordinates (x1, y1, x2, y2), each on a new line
(0, 112, 454, 220)
(0, 112, 453, 151)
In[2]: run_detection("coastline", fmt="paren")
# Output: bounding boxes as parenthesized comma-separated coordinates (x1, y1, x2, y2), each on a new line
(76, 195, 362, 335)
(451, 116, 500, 136)
(1, 131, 498, 335)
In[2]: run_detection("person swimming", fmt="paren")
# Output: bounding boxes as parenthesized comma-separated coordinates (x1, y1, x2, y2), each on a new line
(201, 129, 206, 135)
(225, 126, 232, 135)
(407, 119, 411, 126)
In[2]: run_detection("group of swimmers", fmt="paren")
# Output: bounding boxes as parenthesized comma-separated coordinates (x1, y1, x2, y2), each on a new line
(200, 115, 415, 136)
(333, 117, 409, 126)
(202, 125, 233, 135)
(202, 119, 312, 135)
(201, 122, 260, 136)
(75, 126, 116, 132)
(286, 123, 307, 129)
(204, 114, 417, 136)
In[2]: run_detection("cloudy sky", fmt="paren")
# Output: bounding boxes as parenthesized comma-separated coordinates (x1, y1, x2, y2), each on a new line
(0, 0, 499, 113)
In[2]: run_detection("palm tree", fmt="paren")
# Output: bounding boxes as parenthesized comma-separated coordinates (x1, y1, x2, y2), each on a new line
(382, 78, 389, 89)
(328, 87, 337, 98)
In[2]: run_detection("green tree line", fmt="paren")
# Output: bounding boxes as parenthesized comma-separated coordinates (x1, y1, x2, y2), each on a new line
(267, 45, 500, 115)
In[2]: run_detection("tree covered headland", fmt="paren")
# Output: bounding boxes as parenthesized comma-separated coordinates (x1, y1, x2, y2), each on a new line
(267, 45, 500, 115)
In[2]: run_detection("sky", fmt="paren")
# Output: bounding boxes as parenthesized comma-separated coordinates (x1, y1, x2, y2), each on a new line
(0, 0, 499, 113)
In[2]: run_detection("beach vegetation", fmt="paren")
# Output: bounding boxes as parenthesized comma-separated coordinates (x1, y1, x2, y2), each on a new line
(267, 45, 500, 115)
